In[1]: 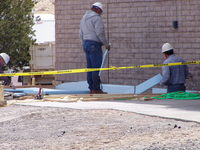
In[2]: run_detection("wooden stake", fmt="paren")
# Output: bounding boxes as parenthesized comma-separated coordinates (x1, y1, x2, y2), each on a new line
(31, 77, 35, 86)
(0, 85, 6, 106)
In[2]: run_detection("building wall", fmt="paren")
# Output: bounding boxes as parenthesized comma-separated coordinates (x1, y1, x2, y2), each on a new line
(55, 0, 200, 90)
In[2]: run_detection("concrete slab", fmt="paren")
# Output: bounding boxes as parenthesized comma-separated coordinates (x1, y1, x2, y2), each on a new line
(16, 99, 200, 123)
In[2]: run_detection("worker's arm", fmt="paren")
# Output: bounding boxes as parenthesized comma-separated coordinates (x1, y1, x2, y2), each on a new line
(79, 28, 84, 45)
(94, 17, 110, 50)
(160, 66, 170, 85)
(185, 65, 193, 79)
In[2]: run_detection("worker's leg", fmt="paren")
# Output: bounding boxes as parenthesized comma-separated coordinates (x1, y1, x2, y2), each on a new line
(89, 41, 103, 90)
(83, 40, 93, 90)
(167, 84, 186, 93)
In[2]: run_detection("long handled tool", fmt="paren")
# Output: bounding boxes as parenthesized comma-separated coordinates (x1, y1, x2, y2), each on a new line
(99, 49, 109, 77)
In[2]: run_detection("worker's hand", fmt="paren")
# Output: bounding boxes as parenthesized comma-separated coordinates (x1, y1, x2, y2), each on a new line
(187, 73, 193, 80)
(159, 82, 164, 86)
(105, 44, 111, 51)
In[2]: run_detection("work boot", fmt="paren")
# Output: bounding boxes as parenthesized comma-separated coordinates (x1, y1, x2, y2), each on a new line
(90, 90, 107, 94)
(89, 90, 93, 94)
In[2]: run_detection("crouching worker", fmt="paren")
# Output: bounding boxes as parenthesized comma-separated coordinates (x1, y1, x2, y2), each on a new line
(0, 53, 11, 85)
(160, 43, 190, 93)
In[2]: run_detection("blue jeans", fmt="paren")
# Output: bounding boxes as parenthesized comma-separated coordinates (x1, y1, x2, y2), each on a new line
(83, 40, 103, 90)
(167, 84, 186, 93)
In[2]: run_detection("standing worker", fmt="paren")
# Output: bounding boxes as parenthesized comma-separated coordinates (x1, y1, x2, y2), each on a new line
(0, 53, 11, 85)
(160, 43, 190, 93)
(80, 2, 110, 94)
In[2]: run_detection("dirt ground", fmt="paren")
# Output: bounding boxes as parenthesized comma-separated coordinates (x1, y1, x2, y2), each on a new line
(34, 0, 55, 14)
(1, 104, 200, 150)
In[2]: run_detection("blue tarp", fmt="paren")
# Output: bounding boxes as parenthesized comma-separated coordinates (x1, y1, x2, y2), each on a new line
(5, 74, 162, 95)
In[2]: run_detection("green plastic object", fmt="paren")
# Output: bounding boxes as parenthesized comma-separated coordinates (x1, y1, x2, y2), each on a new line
(151, 91, 200, 100)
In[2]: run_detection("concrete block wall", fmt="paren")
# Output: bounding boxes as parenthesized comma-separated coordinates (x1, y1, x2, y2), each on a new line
(55, 0, 200, 90)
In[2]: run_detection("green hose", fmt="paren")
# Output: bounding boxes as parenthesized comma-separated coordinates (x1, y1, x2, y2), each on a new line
(151, 91, 200, 100)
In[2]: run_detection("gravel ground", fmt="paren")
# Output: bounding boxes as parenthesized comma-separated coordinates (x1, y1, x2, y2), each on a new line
(0, 104, 200, 150)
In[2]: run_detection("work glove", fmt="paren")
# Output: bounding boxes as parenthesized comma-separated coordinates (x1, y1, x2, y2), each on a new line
(159, 82, 164, 86)
(105, 44, 111, 51)
(187, 72, 193, 80)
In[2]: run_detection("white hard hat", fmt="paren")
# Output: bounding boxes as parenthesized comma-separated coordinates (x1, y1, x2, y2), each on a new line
(162, 43, 173, 53)
(92, 2, 103, 11)
(0, 53, 10, 64)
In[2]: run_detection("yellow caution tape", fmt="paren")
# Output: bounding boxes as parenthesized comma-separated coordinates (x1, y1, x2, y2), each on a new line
(0, 60, 199, 77)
